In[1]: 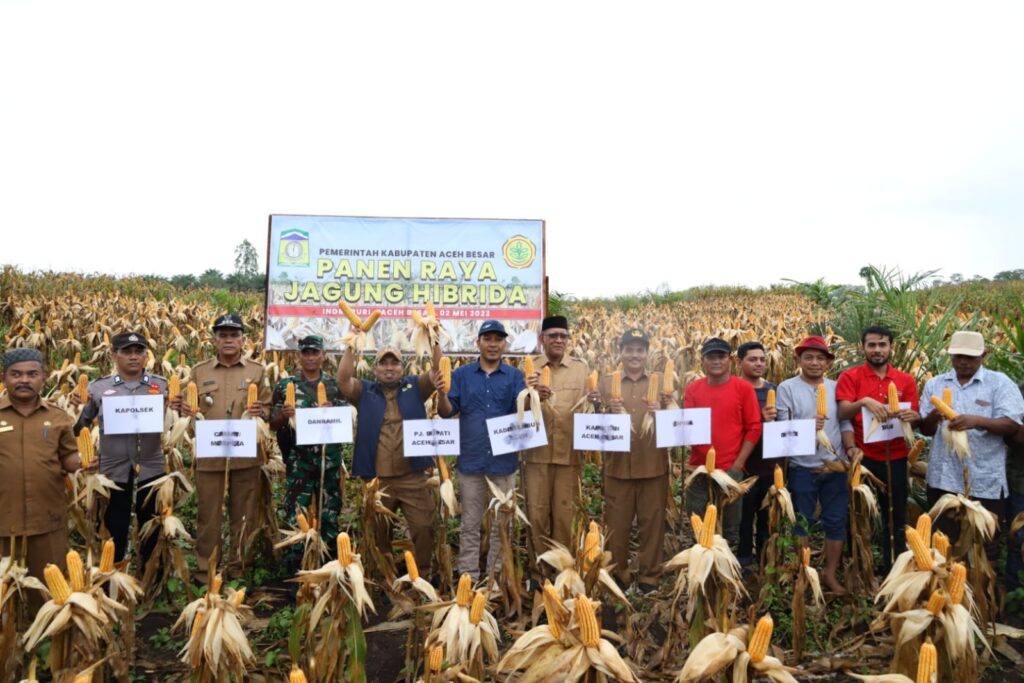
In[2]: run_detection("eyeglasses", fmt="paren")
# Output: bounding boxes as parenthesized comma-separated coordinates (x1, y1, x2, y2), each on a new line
(544, 333, 569, 340)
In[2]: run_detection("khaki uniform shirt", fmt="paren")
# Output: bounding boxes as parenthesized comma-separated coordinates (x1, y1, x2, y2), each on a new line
(600, 373, 667, 479)
(78, 373, 168, 483)
(374, 387, 410, 478)
(192, 357, 269, 472)
(0, 396, 78, 535)
(522, 354, 589, 466)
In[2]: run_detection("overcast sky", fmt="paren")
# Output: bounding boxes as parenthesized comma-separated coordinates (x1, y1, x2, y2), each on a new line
(2, 1, 1021, 298)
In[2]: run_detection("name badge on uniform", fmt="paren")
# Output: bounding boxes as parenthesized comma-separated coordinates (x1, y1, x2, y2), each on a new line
(0, 425, 12, 433)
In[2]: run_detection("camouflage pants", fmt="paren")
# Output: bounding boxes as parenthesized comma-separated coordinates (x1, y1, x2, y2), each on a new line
(282, 444, 348, 566)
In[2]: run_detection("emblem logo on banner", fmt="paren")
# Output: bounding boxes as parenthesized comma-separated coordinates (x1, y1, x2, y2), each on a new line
(278, 229, 309, 266)
(502, 235, 537, 269)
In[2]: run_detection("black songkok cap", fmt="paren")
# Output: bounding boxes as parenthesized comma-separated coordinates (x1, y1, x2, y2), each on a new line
(542, 316, 569, 332)
(2, 347, 44, 370)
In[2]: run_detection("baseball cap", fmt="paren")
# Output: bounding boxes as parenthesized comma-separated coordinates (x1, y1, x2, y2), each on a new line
(794, 335, 835, 359)
(298, 335, 324, 351)
(619, 328, 650, 348)
(947, 331, 985, 357)
(701, 337, 731, 356)
(212, 314, 245, 331)
(478, 320, 508, 338)
(375, 346, 402, 363)
(112, 331, 149, 351)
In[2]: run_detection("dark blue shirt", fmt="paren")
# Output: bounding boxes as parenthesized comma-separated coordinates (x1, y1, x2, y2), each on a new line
(447, 360, 526, 475)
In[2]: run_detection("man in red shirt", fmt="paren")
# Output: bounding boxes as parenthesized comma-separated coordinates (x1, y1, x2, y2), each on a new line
(836, 325, 920, 570)
(684, 337, 763, 548)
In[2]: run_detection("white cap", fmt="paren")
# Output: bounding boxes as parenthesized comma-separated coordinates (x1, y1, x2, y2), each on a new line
(947, 331, 985, 357)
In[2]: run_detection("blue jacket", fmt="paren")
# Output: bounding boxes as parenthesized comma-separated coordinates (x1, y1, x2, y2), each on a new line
(352, 376, 433, 478)
(447, 360, 525, 476)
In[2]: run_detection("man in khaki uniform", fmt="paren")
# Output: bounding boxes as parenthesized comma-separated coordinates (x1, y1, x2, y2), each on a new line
(595, 329, 671, 593)
(176, 314, 269, 582)
(0, 348, 81, 582)
(521, 315, 589, 585)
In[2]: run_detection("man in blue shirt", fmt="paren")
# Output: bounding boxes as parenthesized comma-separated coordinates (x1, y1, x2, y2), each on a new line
(437, 320, 526, 580)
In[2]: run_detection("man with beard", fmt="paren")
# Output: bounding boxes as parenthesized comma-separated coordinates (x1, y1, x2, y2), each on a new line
(735, 341, 777, 571)
(837, 325, 920, 570)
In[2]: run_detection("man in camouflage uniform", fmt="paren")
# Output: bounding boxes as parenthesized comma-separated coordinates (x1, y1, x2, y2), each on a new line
(269, 335, 347, 564)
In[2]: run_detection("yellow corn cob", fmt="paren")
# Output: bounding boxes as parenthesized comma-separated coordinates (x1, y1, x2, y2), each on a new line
(339, 301, 363, 328)
(774, 464, 784, 490)
(77, 427, 94, 468)
(73, 671, 93, 683)
(816, 382, 827, 418)
(411, 310, 424, 325)
(66, 550, 85, 591)
(542, 582, 563, 638)
(469, 590, 487, 624)
(44, 564, 71, 605)
(247, 382, 259, 408)
(191, 610, 204, 634)
(167, 374, 181, 402)
(60, 358, 69, 373)
(456, 573, 473, 606)
(908, 439, 925, 465)
(289, 667, 310, 683)
(234, 587, 246, 607)
(582, 523, 601, 565)
(76, 374, 89, 403)
(932, 531, 950, 559)
(587, 370, 598, 392)
(915, 514, 932, 544)
(851, 464, 863, 487)
(917, 638, 937, 683)
(439, 357, 452, 392)
(575, 596, 601, 648)
(360, 309, 382, 332)
(925, 590, 946, 615)
(296, 512, 310, 533)
(284, 382, 296, 408)
(186, 381, 198, 412)
(948, 562, 967, 605)
(888, 381, 901, 413)
(541, 365, 551, 387)
(906, 527, 933, 571)
(706, 447, 716, 474)
(317, 382, 327, 407)
(765, 388, 776, 409)
(425, 301, 436, 320)
(929, 395, 958, 421)
(523, 356, 535, 377)
(690, 513, 703, 537)
(99, 538, 115, 572)
(404, 551, 419, 582)
(699, 505, 717, 549)
(437, 456, 450, 482)
(662, 360, 675, 394)
(210, 574, 223, 595)
(942, 386, 953, 408)
(610, 370, 622, 400)
(801, 546, 811, 567)
(647, 373, 660, 404)
(427, 644, 444, 673)
(337, 532, 353, 566)
(748, 614, 774, 664)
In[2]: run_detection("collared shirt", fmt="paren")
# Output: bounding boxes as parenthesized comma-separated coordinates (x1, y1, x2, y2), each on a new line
(77, 373, 168, 484)
(742, 382, 777, 477)
(921, 367, 1024, 499)
(522, 354, 589, 466)
(683, 376, 763, 471)
(776, 377, 853, 469)
(270, 372, 347, 468)
(835, 363, 919, 462)
(600, 372, 667, 479)
(0, 395, 77, 535)
(447, 360, 525, 476)
(192, 356, 269, 471)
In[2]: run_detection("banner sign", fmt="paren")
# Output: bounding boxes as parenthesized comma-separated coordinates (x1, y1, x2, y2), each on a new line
(195, 420, 258, 459)
(573, 413, 631, 452)
(295, 406, 355, 446)
(486, 413, 548, 456)
(101, 394, 164, 435)
(403, 418, 461, 457)
(265, 215, 546, 354)
(862, 402, 910, 444)
(762, 419, 816, 459)
(655, 408, 712, 448)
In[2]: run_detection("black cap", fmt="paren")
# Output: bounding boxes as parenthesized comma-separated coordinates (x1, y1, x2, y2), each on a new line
(298, 335, 324, 350)
(2, 347, 44, 370)
(619, 328, 649, 348)
(701, 337, 732, 356)
(542, 316, 569, 332)
(212, 314, 245, 331)
(478, 320, 508, 338)
(112, 331, 148, 350)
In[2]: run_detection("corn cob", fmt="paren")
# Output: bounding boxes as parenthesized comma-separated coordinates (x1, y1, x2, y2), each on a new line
(437, 456, 450, 482)
(425, 301, 436, 319)
(284, 382, 296, 408)
(765, 388, 776, 409)
(439, 357, 452, 392)
(469, 590, 487, 624)
(925, 590, 946, 615)
(247, 382, 259, 408)
(942, 386, 953, 409)
(66, 550, 86, 591)
(706, 447, 716, 473)
(360, 309, 382, 332)
(929, 395, 958, 421)
(76, 374, 89, 403)
(59, 358, 69, 373)
(73, 351, 81, 366)
(575, 596, 601, 648)
(411, 310, 424, 325)
(317, 382, 328, 407)
(186, 381, 198, 413)
(337, 532, 353, 566)
(427, 644, 444, 672)
(908, 439, 925, 464)
(932, 531, 950, 559)
(646, 373, 660, 404)
(663, 359, 675, 393)
(690, 513, 703, 538)
(339, 301, 363, 328)
(167, 374, 181, 402)
(77, 427, 94, 468)
(915, 514, 932, 544)
(289, 667, 310, 683)
(523, 356, 534, 378)
(404, 551, 419, 582)
(888, 381, 901, 413)
(774, 464, 784, 490)
(610, 370, 622, 400)
(906, 527, 933, 571)
(541, 365, 551, 387)
(948, 562, 967, 605)
(801, 546, 811, 567)
(541, 581, 563, 637)
(73, 671, 93, 683)
(99, 538, 115, 573)
(456, 573, 473, 606)
(851, 464, 863, 487)
(587, 370, 598, 392)
(582, 522, 601, 565)
(211, 574, 224, 595)
(234, 587, 246, 607)
(44, 564, 71, 605)
(816, 382, 827, 418)
(748, 614, 773, 664)
(699, 505, 717, 549)
(296, 512, 310, 533)
(917, 638, 937, 683)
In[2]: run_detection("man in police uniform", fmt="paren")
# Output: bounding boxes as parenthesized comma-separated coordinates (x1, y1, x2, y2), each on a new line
(269, 335, 347, 565)
(72, 331, 168, 569)
(176, 314, 269, 582)
(521, 315, 589, 587)
(0, 348, 81, 583)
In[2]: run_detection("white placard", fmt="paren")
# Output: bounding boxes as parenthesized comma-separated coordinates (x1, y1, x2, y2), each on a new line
(296, 406, 354, 446)
(655, 408, 712, 448)
(486, 413, 548, 456)
(101, 394, 165, 435)
(195, 420, 258, 458)
(763, 419, 817, 459)
(403, 419, 460, 457)
(862, 402, 910, 444)
(573, 413, 632, 453)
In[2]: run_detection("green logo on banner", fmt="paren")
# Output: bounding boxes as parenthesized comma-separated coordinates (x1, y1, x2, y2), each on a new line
(278, 229, 309, 266)
(502, 235, 536, 269)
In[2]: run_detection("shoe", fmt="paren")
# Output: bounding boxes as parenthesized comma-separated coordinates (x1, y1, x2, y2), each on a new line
(525, 578, 541, 593)
(637, 582, 658, 595)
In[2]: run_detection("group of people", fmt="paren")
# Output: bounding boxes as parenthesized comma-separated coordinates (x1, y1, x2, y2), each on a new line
(4, 312, 1024, 607)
